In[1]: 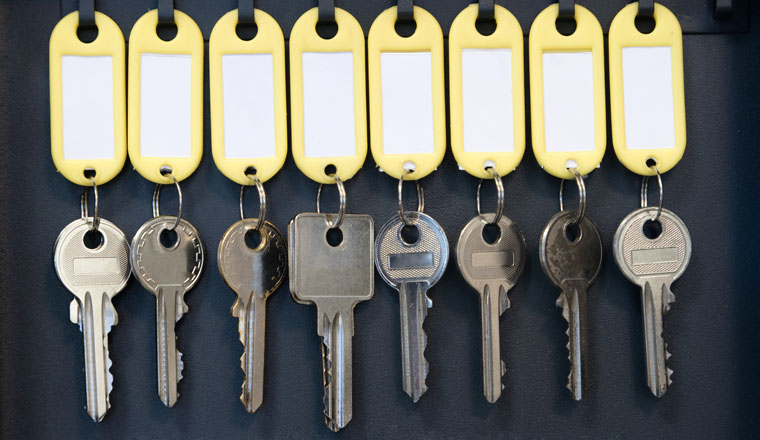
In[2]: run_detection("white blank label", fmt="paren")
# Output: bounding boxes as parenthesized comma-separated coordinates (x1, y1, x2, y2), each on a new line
(302, 52, 356, 158)
(542, 52, 595, 152)
(222, 54, 276, 159)
(381, 52, 434, 155)
(140, 53, 192, 158)
(622, 47, 676, 149)
(61, 56, 115, 160)
(462, 49, 514, 153)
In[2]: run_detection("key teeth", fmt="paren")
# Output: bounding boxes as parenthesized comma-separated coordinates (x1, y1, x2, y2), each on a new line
(499, 285, 511, 315)
(177, 350, 184, 382)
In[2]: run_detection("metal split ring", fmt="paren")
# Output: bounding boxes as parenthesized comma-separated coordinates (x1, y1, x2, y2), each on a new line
(398, 169, 425, 226)
(80, 176, 100, 231)
(240, 174, 266, 230)
(641, 161, 663, 222)
(317, 175, 346, 229)
(477, 167, 504, 225)
(152, 168, 183, 231)
(559, 167, 586, 225)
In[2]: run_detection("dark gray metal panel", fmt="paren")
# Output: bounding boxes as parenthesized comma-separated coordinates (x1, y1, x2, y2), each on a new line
(0, 0, 758, 438)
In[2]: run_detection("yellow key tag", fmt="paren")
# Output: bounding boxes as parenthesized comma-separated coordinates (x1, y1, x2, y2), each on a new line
(368, 6, 445, 180)
(289, 7, 367, 184)
(609, 3, 686, 176)
(449, 4, 524, 179)
(528, 4, 606, 179)
(50, 11, 126, 186)
(210, 9, 287, 185)
(128, 9, 204, 184)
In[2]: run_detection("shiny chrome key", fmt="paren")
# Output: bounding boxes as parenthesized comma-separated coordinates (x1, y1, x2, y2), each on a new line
(131, 216, 204, 407)
(289, 213, 374, 431)
(376, 211, 448, 402)
(614, 207, 691, 398)
(457, 214, 526, 403)
(219, 219, 287, 413)
(54, 218, 130, 422)
(539, 210, 602, 401)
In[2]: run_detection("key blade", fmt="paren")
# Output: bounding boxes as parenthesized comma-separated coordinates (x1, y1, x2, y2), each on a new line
(480, 284, 507, 403)
(77, 290, 117, 422)
(239, 294, 267, 413)
(320, 310, 353, 431)
(399, 281, 431, 402)
(155, 285, 187, 407)
(557, 281, 589, 401)
(641, 279, 672, 397)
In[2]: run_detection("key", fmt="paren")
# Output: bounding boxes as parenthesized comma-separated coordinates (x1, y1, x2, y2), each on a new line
(375, 211, 449, 402)
(613, 207, 691, 397)
(456, 214, 526, 403)
(288, 213, 374, 431)
(218, 219, 287, 413)
(54, 218, 131, 422)
(539, 210, 602, 401)
(131, 216, 204, 407)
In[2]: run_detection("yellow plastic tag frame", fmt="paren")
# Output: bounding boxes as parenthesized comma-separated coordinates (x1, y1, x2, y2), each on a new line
(528, 4, 606, 179)
(449, 4, 524, 179)
(609, 3, 686, 176)
(289, 7, 367, 184)
(128, 9, 204, 184)
(368, 6, 445, 180)
(50, 11, 126, 186)
(210, 9, 287, 185)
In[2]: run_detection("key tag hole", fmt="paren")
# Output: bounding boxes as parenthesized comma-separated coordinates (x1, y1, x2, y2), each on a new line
(635, 15, 656, 34)
(475, 17, 497, 36)
(326, 227, 343, 247)
(156, 23, 179, 42)
(316, 19, 338, 40)
(564, 222, 582, 244)
(394, 19, 417, 38)
(159, 228, 179, 250)
(76, 24, 99, 44)
(642, 219, 663, 240)
(245, 228, 264, 250)
(555, 16, 577, 36)
(236, 21, 259, 41)
(83, 229, 104, 250)
(400, 224, 420, 246)
(482, 223, 501, 245)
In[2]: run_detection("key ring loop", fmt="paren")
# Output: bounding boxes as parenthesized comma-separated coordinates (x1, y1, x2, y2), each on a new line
(317, 175, 346, 229)
(476, 167, 504, 225)
(152, 167, 183, 231)
(559, 167, 586, 225)
(240, 174, 267, 230)
(398, 169, 425, 227)
(80, 176, 100, 231)
(641, 161, 663, 222)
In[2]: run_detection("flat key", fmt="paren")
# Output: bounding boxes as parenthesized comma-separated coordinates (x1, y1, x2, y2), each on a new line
(289, 213, 374, 431)
(218, 219, 287, 413)
(539, 210, 602, 401)
(613, 207, 691, 397)
(376, 212, 449, 402)
(54, 218, 130, 422)
(131, 216, 204, 407)
(457, 214, 526, 403)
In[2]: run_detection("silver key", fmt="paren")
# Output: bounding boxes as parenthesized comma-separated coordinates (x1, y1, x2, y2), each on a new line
(375, 212, 449, 402)
(54, 218, 130, 422)
(131, 216, 204, 407)
(457, 214, 526, 403)
(218, 219, 287, 413)
(613, 207, 691, 398)
(539, 210, 602, 401)
(289, 213, 374, 431)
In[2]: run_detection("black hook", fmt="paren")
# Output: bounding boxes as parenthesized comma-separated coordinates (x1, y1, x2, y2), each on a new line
(158, 0, 175, 27)
(78, 0, 96, 29)
(238, 0, 255, 25)
(714, 0, 733, 19)
(558, 0, 575, 21)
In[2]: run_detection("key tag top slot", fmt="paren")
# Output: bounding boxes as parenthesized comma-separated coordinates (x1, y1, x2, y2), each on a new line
(528, 4, 606, 179)
(368, 5, 445, 180)
(449, 3, 525, 179)
(289, 7, 367, 184)
(50, 10, 126, 186)
(609, 3, 685, 176)
(128, 8, 204, 184)
(210, 7, 287, 185)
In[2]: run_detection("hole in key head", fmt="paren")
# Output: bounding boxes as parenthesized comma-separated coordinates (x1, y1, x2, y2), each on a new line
(400, 224, 420, 245)
(159, 228, 179, 249)
(83, 229, 104, 250)
(245, 228, 263, 250)
(565, 222, 581, 243)
(482, 223, 501, 245)
(326, 227, 343, 247)
(642, 219, 663, 240)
